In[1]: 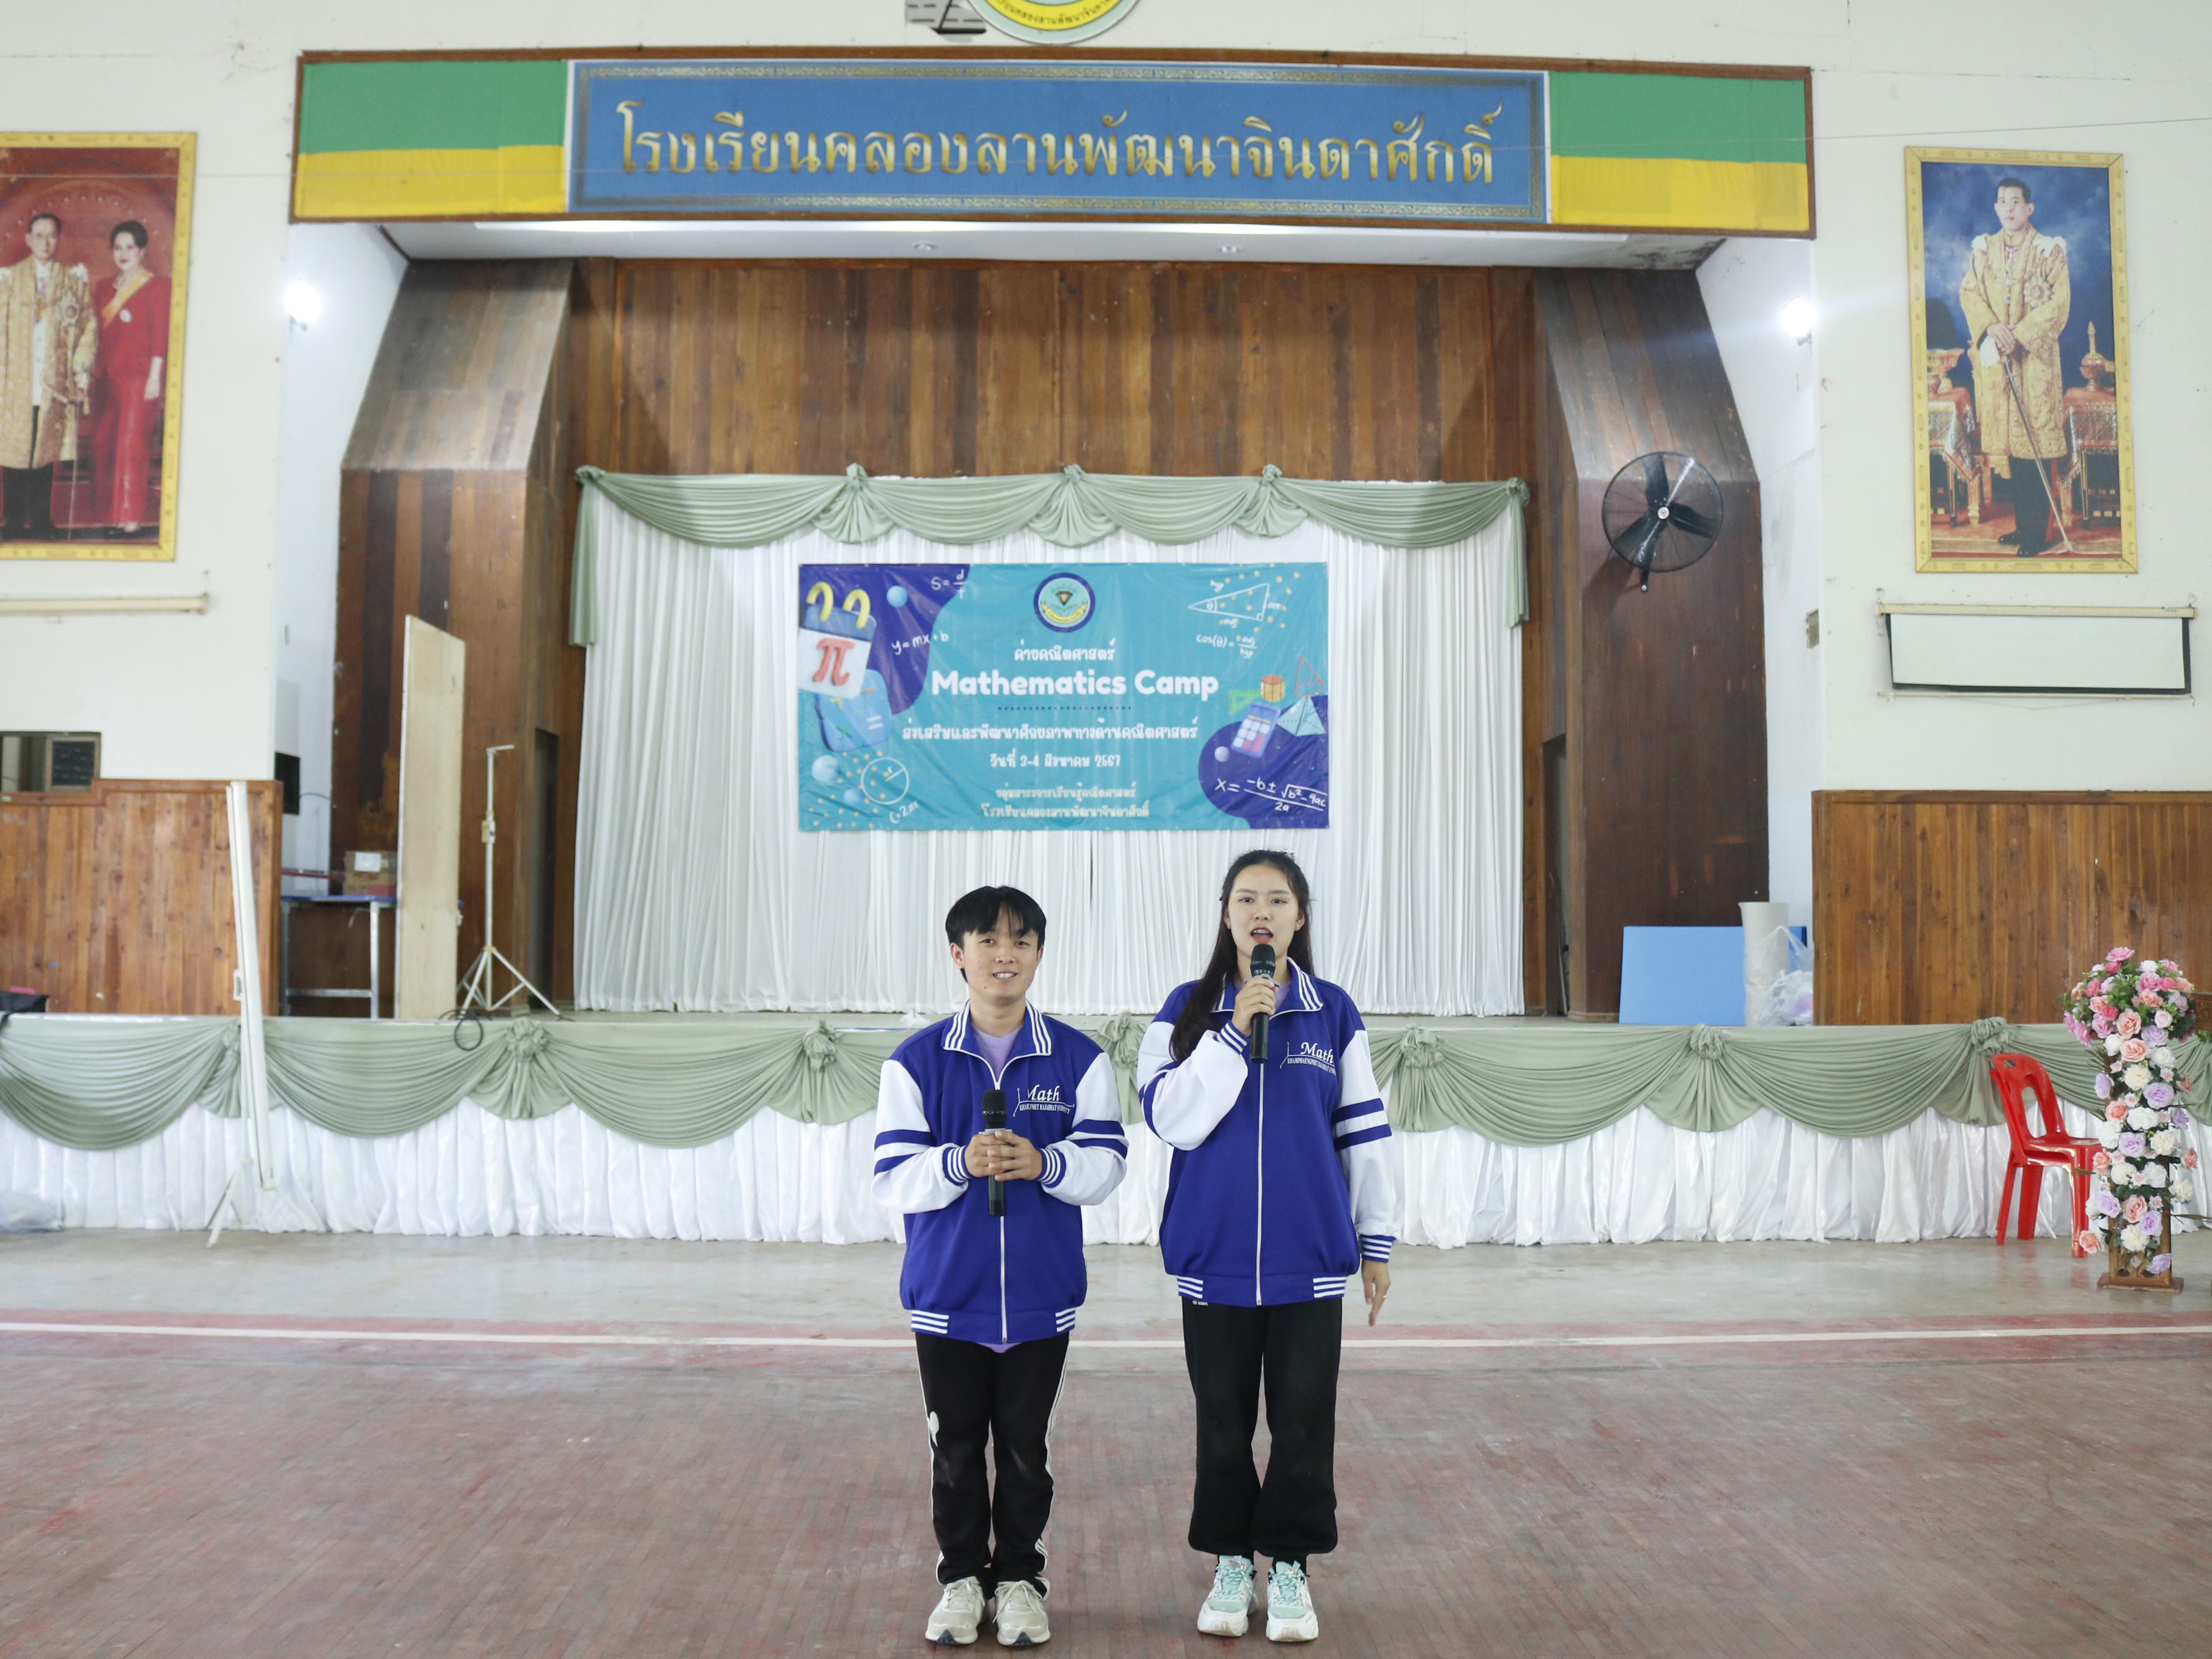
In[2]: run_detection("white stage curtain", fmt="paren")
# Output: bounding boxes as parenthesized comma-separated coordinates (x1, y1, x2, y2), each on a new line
(12, 1099, 2190, 1248)
(574, 499, 1523, 1018)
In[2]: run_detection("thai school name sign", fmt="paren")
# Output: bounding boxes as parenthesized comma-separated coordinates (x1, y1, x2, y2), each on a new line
(293, 53, 1812, 236)
(572, 58, 1548, 223)
(798, 562, 1329, 832)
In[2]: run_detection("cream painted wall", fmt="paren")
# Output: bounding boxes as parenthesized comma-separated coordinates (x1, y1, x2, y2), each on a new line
(2, 2, 2205, 816)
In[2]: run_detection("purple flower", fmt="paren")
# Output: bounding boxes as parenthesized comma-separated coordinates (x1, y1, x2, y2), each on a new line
(2151, 1254, 2174, 1275)
(2119, 1132, 2148, 1157)
(2094, 1073, 2114, 1099)
(2095, 1189, 2124, 1217)
(2145, 1082, 2175, 1108)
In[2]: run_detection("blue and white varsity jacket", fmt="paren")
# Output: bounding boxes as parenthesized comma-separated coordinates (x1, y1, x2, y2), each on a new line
(1137, 962, 1396, 1307)
(873, 1004, 1128, 1345)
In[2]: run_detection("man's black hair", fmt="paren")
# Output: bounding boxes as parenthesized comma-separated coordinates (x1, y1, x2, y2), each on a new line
(1995, 176, 2033, 203)
(944, 884, 1047, 950)
(27, 211, 62, 235)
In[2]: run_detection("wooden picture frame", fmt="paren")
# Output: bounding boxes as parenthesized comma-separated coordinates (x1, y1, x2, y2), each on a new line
(0, 133, 194, 562)
(1906, 147, 2134, 573)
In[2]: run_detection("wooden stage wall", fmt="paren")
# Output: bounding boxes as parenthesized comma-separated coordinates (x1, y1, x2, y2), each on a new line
(1813, 791, 2212, 1026)
(332, 257, 1772, 1015)
(0, 780, 280, 1014)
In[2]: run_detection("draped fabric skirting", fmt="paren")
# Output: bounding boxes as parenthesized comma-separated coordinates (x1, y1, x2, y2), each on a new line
(9, 1095, 2191, 1249)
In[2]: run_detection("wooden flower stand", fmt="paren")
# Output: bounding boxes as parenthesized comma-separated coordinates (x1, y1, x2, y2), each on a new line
(2097, 1216, 2182, 1292)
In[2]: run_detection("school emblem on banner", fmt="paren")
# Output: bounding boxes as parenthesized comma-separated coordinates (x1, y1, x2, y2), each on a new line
(971, 0, 1141, 45)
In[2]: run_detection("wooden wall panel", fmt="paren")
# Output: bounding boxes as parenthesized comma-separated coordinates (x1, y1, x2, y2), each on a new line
(1814, 792, 2212, 1026)
(0, 780, 278, 1014)
(574, 260, 1521, 486)
(1535, 270, 1767, 1018)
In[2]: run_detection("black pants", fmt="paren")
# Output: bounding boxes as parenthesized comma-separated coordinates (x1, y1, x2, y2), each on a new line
(1, 464, 55, 539)
(2005, 462, 2053, 553)
(1182, 1298, 1342, 1564)
(915, 1333, 1068, 1593)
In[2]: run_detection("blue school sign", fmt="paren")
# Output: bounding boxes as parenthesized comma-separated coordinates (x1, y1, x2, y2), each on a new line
(799, 562, 1330, 832)
(570, 58, 1547, 224)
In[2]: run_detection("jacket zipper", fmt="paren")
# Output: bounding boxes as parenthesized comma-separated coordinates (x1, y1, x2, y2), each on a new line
(999, 1215, 1009, 1342)
(1254, 1062, 1267, 1305)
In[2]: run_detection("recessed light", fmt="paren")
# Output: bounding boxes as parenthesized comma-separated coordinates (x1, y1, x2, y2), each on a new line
(1221, 243, 1239, 254)
(913, 241, 937, 252)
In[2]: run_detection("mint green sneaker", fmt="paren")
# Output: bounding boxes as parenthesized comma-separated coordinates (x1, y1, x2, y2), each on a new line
(1197, 1555, 1257, 1637)
(1264, 1560, 1318, 1643)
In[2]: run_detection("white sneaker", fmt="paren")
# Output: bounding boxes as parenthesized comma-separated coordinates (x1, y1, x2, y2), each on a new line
(1264, 1561, 1318, 1643)
(927, 1577, 989, 1646)
(994, 1579, 1051, 1647)
(1196, 1554, 1257, 1637)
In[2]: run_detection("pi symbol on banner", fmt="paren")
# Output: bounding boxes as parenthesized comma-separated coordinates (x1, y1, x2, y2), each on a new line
(800, 580, 876, 701)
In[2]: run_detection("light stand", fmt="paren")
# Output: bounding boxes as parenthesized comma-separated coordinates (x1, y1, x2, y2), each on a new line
(456, 744, 554, 1016)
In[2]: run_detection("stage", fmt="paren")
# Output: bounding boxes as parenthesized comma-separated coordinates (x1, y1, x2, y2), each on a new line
(2, 1230, 2207, 1658)
(4, 1012, 2205, 1247)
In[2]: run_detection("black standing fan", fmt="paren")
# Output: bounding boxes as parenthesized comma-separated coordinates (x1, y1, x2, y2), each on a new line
(1600, 451, 1724, 590)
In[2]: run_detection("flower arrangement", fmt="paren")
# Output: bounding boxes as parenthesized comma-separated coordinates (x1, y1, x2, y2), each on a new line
(2061, 948, 2198, 1280)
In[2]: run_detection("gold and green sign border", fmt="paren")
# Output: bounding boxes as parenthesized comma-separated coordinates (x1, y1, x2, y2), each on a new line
(292, 48, 1813, 240)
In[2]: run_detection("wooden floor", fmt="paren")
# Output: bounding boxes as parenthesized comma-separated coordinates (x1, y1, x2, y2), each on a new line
(4, 1306, 2209, 1657)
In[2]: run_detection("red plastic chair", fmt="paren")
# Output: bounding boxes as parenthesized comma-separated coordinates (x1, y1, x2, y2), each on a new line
(1988, 1052, 2101, 1256)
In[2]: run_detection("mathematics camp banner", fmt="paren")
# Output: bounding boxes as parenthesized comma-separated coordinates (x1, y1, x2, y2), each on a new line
(798, 562, 1328, 832)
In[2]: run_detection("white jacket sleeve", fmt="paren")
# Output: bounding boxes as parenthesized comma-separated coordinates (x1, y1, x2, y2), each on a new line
(1333, 1028, 1397, 1261)
(1039, 1053, 1128, 1206)
(1137, 1009, 1251, 1152)
(871, 1057, 971, 1214)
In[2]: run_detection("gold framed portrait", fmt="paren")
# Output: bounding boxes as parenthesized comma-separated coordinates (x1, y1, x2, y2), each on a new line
(0, 133, 194, 562)
(1906, 148, 2134, 573)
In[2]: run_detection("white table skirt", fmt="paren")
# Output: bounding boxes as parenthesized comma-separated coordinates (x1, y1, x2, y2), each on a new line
(8, 1097, 2178, 1247)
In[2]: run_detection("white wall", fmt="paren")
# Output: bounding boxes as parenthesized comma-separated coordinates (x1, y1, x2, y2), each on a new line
(271, 225, 408, 887)
(1700, 237, 1823, 925)
(3, 1, 2206, 820)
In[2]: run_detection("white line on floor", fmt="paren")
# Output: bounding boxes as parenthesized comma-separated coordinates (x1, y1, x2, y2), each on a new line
(3, 1321, 2210, 1353)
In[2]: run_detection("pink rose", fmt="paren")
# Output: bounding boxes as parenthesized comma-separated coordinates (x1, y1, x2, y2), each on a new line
(2124, 1196, 2149, 1223)
(2122, 1037, 2149, 1064)
(2117, 1010, 2143, 1037)
(2109, 947, 2135, 963)
(2141, 989, 2164, 1007)
(2106, 1100, 2130, 1121)
(2188, 1150, 2201, 1170)
(2092, 1150, 2112, 1171)
(2076, 1229, 2101, 1254)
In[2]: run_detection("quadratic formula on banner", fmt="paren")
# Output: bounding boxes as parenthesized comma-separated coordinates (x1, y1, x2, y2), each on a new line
(798, 562, 1328, 831)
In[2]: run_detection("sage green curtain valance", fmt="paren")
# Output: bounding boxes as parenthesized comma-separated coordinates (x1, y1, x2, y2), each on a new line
(7, 1014, 2200, 1156)
(569, 465, 1531, 646)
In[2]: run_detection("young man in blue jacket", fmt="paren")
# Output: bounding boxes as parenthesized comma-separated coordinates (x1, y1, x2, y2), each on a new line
(874, 886, 1128, 1648)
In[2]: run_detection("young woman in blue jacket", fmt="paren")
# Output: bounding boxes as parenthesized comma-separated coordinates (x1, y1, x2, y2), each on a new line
(1137, 849, 1397, 1643)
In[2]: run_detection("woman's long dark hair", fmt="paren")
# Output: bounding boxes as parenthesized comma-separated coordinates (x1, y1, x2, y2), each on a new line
(1168, 849, 1315, 1063)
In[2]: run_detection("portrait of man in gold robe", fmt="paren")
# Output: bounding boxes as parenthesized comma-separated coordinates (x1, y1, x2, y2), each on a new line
(1908, 149, 2133, 572)
(1958, 178, 2069, 554)
(0, 211, 98, 541)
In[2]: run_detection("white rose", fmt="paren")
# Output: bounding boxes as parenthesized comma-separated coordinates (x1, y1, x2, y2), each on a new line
(2120, 1225, 2148, 1252)
(2127, 1107, 2157, 1130)
(2155, 1009, 2174, 1029)
(2150, 1129, 2180, 1156)
(2152, 1047, 2175, 1069)
(2109, 1161, 2137, 1187)
(2106, 1034, 2124, 1054)
(2177, 1178, 2198, 1203)
(2124, 1064, 2152, 1091)
(2099, 1121, 2123, 1149)
(2143, 1162, 2169, 1188)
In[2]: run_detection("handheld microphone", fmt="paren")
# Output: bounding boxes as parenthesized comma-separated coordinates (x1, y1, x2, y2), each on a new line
(1247, 942, 1277, 1064)
(982, 1088, 1008, 1218)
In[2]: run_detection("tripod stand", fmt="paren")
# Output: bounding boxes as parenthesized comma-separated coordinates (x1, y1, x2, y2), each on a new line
(456, 744, 554, 1016)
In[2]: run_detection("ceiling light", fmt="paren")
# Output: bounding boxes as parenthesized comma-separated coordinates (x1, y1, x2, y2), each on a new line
(284, 281, 324, 328)
(1780, 297, 1816, 344)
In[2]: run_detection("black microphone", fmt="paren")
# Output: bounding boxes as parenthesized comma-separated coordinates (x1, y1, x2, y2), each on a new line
(1247, 942, 1276, 1064)
(982, 1088, 1008, 1217)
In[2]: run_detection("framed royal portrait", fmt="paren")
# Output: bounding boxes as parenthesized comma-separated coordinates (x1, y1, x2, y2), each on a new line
(0, 134, 194, 562)
(1906, 148, 2134, 573)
